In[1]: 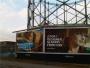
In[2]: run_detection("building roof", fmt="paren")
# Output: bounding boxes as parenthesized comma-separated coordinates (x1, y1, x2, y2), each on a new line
(13, 24, 90, 33)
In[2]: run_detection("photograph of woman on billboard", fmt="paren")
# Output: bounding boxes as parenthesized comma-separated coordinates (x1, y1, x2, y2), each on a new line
(64, 34, 87, 53)
(63, 28, 90, 54)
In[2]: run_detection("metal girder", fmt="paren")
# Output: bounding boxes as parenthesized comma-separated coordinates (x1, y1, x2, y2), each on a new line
(27, 0, 90, 29)
(41, 0, 70, 24)
(57, 0, 85, 16)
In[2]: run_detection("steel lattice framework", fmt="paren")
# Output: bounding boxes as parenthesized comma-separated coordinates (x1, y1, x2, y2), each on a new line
(27, 0, 90, 29)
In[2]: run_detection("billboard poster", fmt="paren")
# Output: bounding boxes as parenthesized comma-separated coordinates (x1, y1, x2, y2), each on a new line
(45, 28, 90, 53)
(16, 30, 43, 52)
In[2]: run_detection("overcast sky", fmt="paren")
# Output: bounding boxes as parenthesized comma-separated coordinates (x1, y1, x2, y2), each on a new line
(0, 0, 90, 42)
(0, 0, 28, 41)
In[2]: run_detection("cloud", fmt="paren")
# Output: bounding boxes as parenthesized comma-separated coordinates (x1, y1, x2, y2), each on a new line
(0, 3, 27, 30)
(0, 0, 27, 10)
(0, 29, 16, 41)
(0, 0, 27, 41)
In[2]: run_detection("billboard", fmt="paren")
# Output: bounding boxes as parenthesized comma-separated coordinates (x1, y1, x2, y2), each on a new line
(45, 28, 90, 53)
(16, 30, 43, 52)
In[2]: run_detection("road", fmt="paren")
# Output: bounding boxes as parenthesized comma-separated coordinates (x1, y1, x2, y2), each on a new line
(0, 57, 90, 68)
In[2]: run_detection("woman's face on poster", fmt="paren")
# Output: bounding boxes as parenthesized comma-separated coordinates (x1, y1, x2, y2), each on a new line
(76, 34, 86, 46)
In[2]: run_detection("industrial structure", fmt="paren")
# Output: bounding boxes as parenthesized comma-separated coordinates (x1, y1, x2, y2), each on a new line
(15, 0, 90, 63)
(27, 0, 90, 29)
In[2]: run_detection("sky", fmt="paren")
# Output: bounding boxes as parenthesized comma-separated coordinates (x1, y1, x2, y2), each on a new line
(0, 0, 90, 42)
(0, 0, 28, 41)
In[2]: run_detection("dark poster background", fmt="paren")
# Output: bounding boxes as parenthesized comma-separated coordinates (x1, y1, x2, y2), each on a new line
(45, 29, 67, 52)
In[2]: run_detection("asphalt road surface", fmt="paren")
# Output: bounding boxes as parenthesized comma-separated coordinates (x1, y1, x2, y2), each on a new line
(0, 58, 90, 68)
